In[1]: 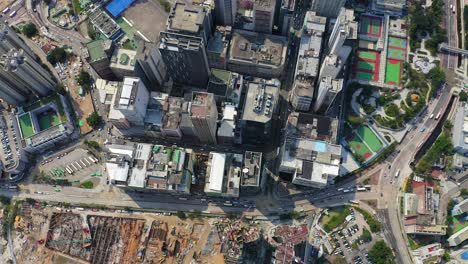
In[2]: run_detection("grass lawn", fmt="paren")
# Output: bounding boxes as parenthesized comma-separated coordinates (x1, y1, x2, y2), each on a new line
(19, 113, 34, 139)
(357, 71, 375, 81)
(357, 61, 376, 71)
(321, 206, 351, 232)
(356, 126, 383, 152)
(385, 60, 402, 85)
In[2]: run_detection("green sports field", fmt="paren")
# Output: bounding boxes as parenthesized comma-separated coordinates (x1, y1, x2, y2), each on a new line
(357, 71, 374, 81)
(385, 60, 402, 85)
(387, 48, 406, 60)
(371, 19, 381, 35)
(358, 50, 377, 60)
(388, 36, 407, 48)
(357, 61, 375, 71)
(356, 125, 383, 152)
(360, 17, 371, 34)
(347, 133, 372, 160)
(19, 113, 34, 139)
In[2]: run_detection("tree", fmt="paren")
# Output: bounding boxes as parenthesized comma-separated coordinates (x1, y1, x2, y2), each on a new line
(384, 103, 400, 117)
(86, 112, 101, 128)
(459, 90, 468, 102)
(76, 71, 92, 91)
(80, 181, 94, 189)
(47, 47, 67, 64)
(85, 140, 100, 150)
(368, 240, 395, 264)
(22, 23, 38, 38)
(176, 211, 186, 219)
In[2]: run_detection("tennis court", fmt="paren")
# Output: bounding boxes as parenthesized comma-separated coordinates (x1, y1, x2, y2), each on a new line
(359, 15, 382, 37)
(356, 125, 383, 152)
(105, 0, 136, 17)
(354, 49, 380, 82)
(357, 61, 375, 71)
(385, 59, 402, 86)
(19, 113, 34, 139)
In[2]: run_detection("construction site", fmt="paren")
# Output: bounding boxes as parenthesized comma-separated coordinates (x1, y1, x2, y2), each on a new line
(46, 214, 146, 264)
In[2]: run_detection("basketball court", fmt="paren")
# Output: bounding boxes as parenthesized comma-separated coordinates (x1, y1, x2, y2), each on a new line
(356, 125, 383, 152)
(353, 49, 380, 82)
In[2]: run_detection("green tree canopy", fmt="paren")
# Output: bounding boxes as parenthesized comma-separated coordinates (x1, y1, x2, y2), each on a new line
(47, 47, 67, 64)
(76, 71, 92, 91)
(86, 112, 101, 128)
(368, 240, 395, 264)
(22, 23, 38, 38)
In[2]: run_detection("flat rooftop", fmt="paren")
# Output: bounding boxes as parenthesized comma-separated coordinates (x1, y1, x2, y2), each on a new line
(190, 92, 215, 118)
(286, 112, 339, 143)
(86, 40, 108, 63)
(89, 8, 121, 38)
(110, 48, 137, 70)
(254, 0, 275, 11)
(230, 30, 287, 67)
(242, 151, 262, 187)
(162, 97, 184, 130)
(242, 79, 279, 123)
(167, 2, 206, 34)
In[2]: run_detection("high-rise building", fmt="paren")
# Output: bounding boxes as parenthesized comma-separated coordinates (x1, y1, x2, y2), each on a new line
(190, 92, 218, 144)
(290, 11, 326, 112)
(310, 0, 346, 18)
(0, 49, 56, 105)
(214, 0, 237, 25)
(0, 19, 34, 58)
(207, 26, 232, 70)
(314, 77, 343, 113)
(135, 42, 168, 90)
(159, 2, 213, 88)
(278, 0, 295, 35)
(253, 0, 276, 33)
(85, 40, 116, 80)
(108, 77, 150, 129)
(240, 78, 279, 145)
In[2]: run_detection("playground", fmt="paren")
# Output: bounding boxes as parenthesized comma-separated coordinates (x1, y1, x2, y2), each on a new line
(354, 50, 380, 82)
(345, 124, 384, 161)
(385, 36, 407, 86)
(449, 215, 468, 234)
(359, 15, 382, 38)
(18, 113, 35, 139)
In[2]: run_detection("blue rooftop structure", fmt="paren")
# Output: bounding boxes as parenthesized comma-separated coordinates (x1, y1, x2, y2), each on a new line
(105, 0, 136, 17)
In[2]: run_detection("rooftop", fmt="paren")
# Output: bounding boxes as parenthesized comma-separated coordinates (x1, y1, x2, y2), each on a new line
(229, 30, 287, 67)
(86, 40, 108, 63)
(162, 97, 184, 130)
(242, 151, 262, 187)
(167, 2, 207, 34)
(205, 152, 226, 193)
(452, 104, 468, 152)
(286, 112, 339, 143)
(88, 8, 121, 39)
(110, 48, 137, 70)
(254, 0, 275, 11)
(242, 79, 279, 123)
(95, 78, 120, 105)
(190, 91, 215, 118)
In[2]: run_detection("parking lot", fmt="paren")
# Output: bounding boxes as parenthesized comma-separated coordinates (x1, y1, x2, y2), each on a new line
(0, 110, 22, 172)
(39, 148, 104, 187)
(330, 207, 378, 264)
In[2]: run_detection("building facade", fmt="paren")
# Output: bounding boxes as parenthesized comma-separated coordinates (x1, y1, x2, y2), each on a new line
(190, 92, 218, 144)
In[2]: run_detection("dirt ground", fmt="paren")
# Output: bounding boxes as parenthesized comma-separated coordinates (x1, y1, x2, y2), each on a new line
(123, 0, 169, 42)
(11, 205, 227, 264)
(66, 57, 94, 135)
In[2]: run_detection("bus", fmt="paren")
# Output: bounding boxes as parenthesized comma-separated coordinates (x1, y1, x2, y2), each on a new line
(88, 156, 97, 163)
(70, 163, 78, 171)
(435, 111, 441, 120)
(9, 10, 16, 18)
(83, 158, 91, 166)
(2, 7, 10, 14)
(364, 185, 372, 190)
(79, 160, 87, 167)
(395, 169, 401, 178)
(65, 167, 73, 175)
